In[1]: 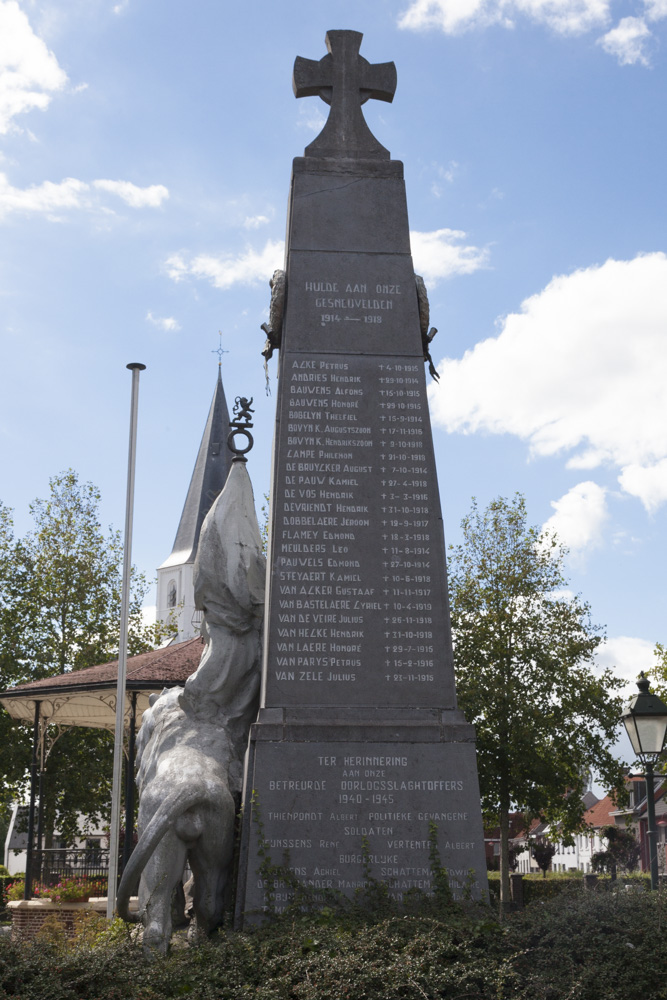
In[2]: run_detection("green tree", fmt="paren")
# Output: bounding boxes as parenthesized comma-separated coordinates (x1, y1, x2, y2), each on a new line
(0, 506, 34, 809)
(650, 644, 667, 709)
(648, 644, 667, 777)
(0, 470, 173, 844)
(591, 825, 641, 879)
(260, 492, 270, 553)
(531, 840, 556, 877)
(448, 494, 626, 910)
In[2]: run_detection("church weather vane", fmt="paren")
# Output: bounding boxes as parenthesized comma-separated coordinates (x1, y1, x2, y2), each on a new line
(212, 332, 229, 367)
(293, 30, 397, 160)
(227, 396, 254, 463)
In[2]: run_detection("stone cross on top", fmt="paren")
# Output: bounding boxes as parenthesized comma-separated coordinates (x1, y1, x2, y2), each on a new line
(293, 30, 397, 160)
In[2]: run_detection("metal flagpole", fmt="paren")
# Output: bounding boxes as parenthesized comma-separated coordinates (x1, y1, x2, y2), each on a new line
(122, 692, 138, 872)
(107, 362, 146, 919)
(23, 701, 41, 900)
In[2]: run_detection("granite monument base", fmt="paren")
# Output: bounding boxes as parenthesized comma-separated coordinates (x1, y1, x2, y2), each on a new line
(235, 708, 487, 925)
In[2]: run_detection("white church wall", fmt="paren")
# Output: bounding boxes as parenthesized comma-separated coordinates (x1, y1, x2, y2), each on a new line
(157, 562, 198, 642)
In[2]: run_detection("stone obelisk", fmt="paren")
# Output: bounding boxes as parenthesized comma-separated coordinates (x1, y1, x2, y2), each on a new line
(235, 30, 487, 925)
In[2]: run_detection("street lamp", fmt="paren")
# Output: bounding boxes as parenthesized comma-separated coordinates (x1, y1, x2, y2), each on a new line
(621, 673, 667, 890)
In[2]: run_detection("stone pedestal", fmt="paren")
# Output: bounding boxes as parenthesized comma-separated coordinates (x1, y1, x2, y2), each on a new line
(510, 873, 525, 909)
(235, 35, 487, 926)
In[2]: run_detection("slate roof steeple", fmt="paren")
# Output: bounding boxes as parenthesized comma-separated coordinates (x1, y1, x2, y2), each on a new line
(159, 367, 232, 569)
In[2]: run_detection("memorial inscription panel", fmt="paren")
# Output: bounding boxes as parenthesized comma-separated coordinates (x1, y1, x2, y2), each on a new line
(241, 741, 482, 916)
(282, 253, 417, 354)
(266, 349, 455, 709)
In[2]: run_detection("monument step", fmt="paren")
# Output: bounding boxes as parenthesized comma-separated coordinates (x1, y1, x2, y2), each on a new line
(252, 706, 476, 743)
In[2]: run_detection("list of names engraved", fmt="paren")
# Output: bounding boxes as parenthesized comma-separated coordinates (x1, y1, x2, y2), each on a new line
(265, 347, 455, 708)
(243, 742, 482, 914)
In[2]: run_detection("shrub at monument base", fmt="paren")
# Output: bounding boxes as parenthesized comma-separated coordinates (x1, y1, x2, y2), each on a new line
(0, 870, 14, 915)
(487, 871, 653, 904)
(0, 890, 666, 999)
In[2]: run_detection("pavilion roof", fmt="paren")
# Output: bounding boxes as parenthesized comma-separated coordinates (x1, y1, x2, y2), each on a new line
(0, 638, 204, 730)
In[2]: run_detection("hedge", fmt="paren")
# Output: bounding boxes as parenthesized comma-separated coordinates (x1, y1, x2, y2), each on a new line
(1, 884, 667, 998)
(486, 871, 652, 905)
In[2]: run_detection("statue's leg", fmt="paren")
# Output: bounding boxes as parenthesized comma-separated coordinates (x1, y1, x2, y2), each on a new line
(187, 804, 235, 940)
(140, 828, 187, 957)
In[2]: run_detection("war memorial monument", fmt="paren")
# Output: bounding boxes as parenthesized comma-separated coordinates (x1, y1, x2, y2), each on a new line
(234, 30, 488, 923)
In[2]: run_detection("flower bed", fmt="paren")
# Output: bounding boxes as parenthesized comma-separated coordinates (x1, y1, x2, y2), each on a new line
(6, 875, 107, 904)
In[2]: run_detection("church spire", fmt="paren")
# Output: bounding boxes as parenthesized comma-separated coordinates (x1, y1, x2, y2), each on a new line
(161, 367, 232, 569)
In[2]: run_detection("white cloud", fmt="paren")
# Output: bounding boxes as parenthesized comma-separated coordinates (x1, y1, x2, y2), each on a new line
(399, 0, 501, 33)
(0, 173, 169, 219)
(297, 105, 326, 133)
(542, 481, 608, 553)
(141, 604, 156, 629)
(440, 161, 458, 184)
(644, 0, 667, 20)
(0, 0, 68, 134)
(398, 0, 610, 36)
(596, 636, 656, 695)
(164, 254, 189, 282)
(618, 459, 667, 512)
(478, 187, 505, 211)
(597, 16, 651, 65)
(146, 311, 180, 332)
(410, 228, 489, 285)
(243, 214, 270, 229)
(0, 172, 87, 216)
(429, 253, 667, 511)
(566, 448, 607, 470)
(92, 179, 169, 208)
(516, 0, 609, 32)
(430, 161, 459, 198)
(165, 239, 285, 290)
(398, 0, 664, 66)
(551, 587, 576, 601)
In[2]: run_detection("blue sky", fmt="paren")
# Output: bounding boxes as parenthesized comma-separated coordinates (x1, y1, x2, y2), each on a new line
(1, 0, 666, 752)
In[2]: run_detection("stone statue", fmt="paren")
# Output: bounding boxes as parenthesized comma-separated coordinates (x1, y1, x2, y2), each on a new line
(261, 269, 286, 364)
(116, 460, 265, 956)
(415, 274, 439, 381)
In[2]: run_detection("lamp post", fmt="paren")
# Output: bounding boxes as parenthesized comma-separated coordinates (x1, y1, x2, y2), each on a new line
(621, 673, 667, 890)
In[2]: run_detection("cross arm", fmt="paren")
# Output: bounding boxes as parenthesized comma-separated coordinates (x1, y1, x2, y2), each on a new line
(293, 56, 332, 98)
(359, 61, 397, 104)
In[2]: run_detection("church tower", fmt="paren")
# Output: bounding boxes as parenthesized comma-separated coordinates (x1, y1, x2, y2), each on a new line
(156, 367, 232, 642)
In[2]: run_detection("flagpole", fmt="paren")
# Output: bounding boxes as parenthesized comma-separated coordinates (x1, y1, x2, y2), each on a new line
(107, 362, 146, 919)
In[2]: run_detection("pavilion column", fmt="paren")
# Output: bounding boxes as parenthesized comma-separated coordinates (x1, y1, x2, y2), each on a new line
(36, 716, 47, 876)
(24, 700, 40, 900)
(36, 763, 45, 878)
